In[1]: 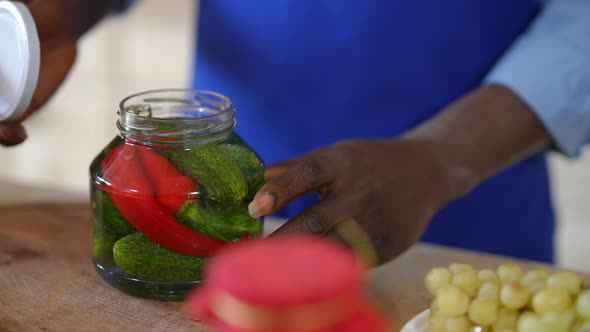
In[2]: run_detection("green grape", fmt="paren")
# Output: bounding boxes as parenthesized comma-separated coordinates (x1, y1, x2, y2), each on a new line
(522, 269, 548, 293)
(547, 271, 582, 295)
(522, 270, 548, 286)
(431, 301, 440, 316)
(445, 315, 471, 332)
(453, 270, 480, 297)
(573, 319, 590, 332)
(532, 287, 572, 314)
(500, 282, 530, 310)
(477, 282, 500, 301)
(449, 263, 474, 274)
(497, 263, 523, 284)
(541, 309, 575, 332)
(492, 308, 517, 331)
(430, 313, 446, 332)
(426, 267, 453, 295)
(528, 281, 547, 294)
(467, 297, 498, 326)
(478, 269, 499, 284)
(576, 290, 590, 319)
(471, 328, 491, 332)
(431, 314, 470, 332)
(436, 285, 470, 316)
(517, 311, 551, 332)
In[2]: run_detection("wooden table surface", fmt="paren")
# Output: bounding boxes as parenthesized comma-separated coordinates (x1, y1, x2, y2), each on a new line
(0, 203, 588, 331)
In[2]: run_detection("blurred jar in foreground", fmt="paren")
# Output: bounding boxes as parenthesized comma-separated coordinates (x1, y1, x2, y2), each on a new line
(186, 236, 393, 332)
(90, 89, 264, 300)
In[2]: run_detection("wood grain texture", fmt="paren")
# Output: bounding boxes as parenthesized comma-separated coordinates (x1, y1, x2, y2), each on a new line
(0, 203, 587, 331)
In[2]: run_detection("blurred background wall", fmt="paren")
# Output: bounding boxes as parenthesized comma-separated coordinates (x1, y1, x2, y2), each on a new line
(0, 0, 195, 195)
(0, 0, 588, 271)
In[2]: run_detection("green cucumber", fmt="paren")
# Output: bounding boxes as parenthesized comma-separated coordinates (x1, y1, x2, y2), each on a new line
(92, 220, 117, 266)
(219, 144, 264, 200)
(224, 133, 246, 146)
(92, 191, 136, 237)
(176, 200, 262, 241)
(164, 145, 247, 204)
(113, 233, 206, 282)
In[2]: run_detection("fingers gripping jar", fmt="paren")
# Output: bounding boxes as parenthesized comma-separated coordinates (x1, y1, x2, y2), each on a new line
(89, 90, 264, 300)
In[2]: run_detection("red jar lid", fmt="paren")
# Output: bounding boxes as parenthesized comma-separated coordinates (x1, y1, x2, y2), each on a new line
(186, 236, 389, 332)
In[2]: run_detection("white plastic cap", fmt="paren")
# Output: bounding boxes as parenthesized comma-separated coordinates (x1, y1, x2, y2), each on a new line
(0, 1, 40, 121)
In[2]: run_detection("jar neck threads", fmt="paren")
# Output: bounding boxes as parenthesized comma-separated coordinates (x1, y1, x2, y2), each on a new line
(117, 89, 236, 147)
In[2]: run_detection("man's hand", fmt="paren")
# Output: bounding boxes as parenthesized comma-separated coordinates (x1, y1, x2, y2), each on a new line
(250, 84, 551, 264)
(250, 138, 472, 264)
(0, 0, 76, 146)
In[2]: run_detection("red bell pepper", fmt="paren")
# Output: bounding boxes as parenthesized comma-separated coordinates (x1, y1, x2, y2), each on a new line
(136, 146, 197, 214)
(100, 143, 227, 256)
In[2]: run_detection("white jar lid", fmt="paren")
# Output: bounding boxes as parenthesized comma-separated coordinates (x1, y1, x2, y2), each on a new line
(0, 1, 40, 121)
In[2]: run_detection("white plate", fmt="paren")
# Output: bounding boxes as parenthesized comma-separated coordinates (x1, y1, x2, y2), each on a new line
(401, 309, 430, 332)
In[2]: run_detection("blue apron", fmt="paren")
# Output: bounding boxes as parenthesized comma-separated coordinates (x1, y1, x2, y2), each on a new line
(193, 0, 555, 262)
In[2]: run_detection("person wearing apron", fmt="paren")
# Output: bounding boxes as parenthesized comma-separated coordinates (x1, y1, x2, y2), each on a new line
(3, 0, 590, 264)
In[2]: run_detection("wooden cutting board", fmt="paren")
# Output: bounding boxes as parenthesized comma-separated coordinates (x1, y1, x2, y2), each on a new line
(0, 203, 587, 331)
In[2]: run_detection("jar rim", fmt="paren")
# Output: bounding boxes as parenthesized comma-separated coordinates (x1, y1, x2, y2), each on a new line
(117, 89, 236, 147)
(119, 88, 234, 120)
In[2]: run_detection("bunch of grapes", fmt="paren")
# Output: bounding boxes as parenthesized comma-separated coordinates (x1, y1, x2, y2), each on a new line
(424, 262, 590, 332)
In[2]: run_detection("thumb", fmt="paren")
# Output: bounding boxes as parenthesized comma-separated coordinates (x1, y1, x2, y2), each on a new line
(0, 122, 27, 146)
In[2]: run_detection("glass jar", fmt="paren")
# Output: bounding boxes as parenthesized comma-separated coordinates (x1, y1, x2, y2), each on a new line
(90, 89, 264, 300)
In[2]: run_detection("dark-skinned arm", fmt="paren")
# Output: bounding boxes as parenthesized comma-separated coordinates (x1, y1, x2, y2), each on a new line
(0, 0, 129, 146)
(62, 0, 130, 38)
(405, 83, 551, 198)
(249, 83, 551, 264)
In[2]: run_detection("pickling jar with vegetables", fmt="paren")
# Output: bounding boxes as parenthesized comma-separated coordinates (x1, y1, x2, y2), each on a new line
(89, 89, 264, 300)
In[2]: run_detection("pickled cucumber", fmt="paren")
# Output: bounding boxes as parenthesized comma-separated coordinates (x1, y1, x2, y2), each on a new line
(176, 200, 261, 241)
(92, 220, 116, 266)
(92, 191, 136, 237)
(220, 144, 264, 199)
(165, 145, 247, 204)
(113, 233, 206, 282)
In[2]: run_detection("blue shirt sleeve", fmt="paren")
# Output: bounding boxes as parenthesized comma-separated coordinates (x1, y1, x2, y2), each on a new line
(485, 0, 590, 158)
